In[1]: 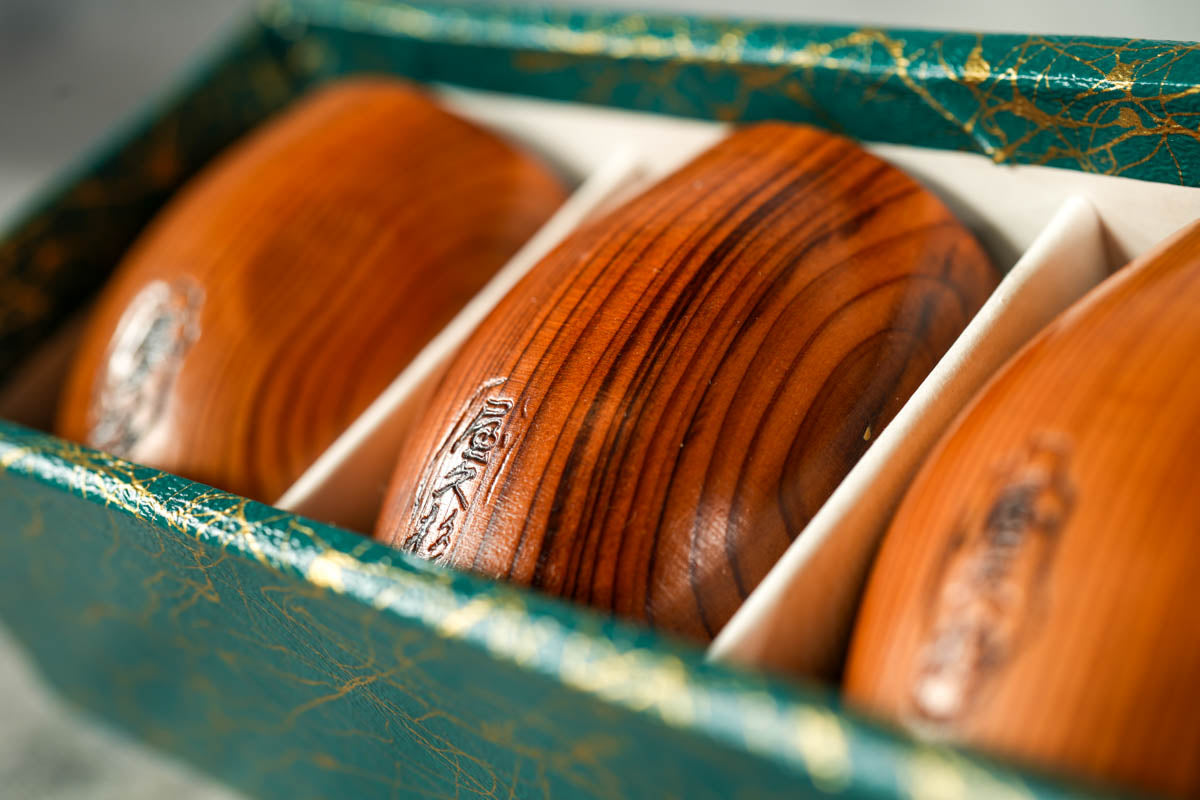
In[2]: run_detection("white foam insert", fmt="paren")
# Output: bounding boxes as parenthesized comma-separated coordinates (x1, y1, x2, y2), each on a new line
(436, 86, 1200, 266)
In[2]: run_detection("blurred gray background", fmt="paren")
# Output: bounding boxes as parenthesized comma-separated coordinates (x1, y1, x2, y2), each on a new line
(1, 1, 1198, 798)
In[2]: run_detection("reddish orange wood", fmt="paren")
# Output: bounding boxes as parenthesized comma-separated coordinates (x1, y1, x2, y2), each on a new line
(375, 123, 996, 641)
(56, 78, 566, 502)
(844, 221, 1200, 797)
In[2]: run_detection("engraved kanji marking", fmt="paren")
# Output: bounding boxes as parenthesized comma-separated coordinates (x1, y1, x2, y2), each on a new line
(909, 433, 1075, 727)
(407, 387, 515, 560)
(88, 278, 203, 457)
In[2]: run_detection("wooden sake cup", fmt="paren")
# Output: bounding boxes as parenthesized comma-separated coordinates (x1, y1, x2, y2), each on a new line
(57, 77, 566, 502)
(375, 122, 997, 641)
(844, 222, 1200, 797)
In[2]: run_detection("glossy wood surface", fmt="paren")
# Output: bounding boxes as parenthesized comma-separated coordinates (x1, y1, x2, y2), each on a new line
(56, 78, 566, 502)
(844, 221, 1200, 798)
(375, 123, 997, 641)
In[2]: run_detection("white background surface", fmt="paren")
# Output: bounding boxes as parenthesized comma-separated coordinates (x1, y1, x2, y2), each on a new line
(1, 1, 1198, 798)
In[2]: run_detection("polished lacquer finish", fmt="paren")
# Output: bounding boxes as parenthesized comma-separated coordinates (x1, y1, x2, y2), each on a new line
(845, 221, 1200, 798)
(376, 123, 997, 640)
(57, 78, 566, 502)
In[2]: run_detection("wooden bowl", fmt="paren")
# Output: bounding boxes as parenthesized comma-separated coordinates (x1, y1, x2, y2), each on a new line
(56, 77, 567, 503)
(844, 221, 1200, 797)
(375, 122, 997, 641)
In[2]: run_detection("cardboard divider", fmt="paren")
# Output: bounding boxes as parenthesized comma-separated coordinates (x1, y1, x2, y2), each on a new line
(434, 85, 729, 186)
(438, 87, 1200, 267)
(708, 197, 1110, 678)
(868, 143, 1200, 270)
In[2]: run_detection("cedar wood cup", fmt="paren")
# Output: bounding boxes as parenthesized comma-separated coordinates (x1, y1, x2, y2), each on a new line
(376, 123, 997, 641)
(57, 78, 567, 502)
(845, 221, 1200, 797)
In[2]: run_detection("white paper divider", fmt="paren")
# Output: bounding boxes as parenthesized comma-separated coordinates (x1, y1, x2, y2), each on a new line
(433, 84, 730, 183)
(868, 143, 1200, 270)
(708, 196, 1110, 678)
(274, 147, 643, 531)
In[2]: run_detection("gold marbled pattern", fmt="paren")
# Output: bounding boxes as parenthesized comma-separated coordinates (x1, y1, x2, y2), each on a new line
(280, 0, 1200, 186)
(0, 422, 1087, 798)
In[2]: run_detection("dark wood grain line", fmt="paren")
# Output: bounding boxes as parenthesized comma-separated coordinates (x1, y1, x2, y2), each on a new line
(544, 153, 821, 600)
(470, 147, 762, 577)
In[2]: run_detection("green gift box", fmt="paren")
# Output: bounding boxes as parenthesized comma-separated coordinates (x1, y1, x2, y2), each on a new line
(2, 1, 1197, 797)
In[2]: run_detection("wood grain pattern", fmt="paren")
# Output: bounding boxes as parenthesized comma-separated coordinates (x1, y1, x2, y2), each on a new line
(375, 123, 997, 641)
(56, 78, 566, 502)
(844, 221, 1200, 797)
